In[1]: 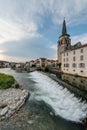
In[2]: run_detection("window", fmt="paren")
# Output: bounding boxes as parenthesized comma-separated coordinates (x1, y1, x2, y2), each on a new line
(64, 53, 65, 56)
(64, 64, 69, 67)
(72, 63, 76, 68)
(73, 57, 75, 61)
(66, 63, 69, 67)
(64, 58, 65, 62)
(80, 55, 83, 60)
(73, 69, 75, 72)
(79, 63, 85, 68)
(67, 52, 68, 56)
(67, 44, 68, 47)
(81, 49, 83, 53)
(66, 58, 68, 62)
(73, 51, 75, 54)
(80, 70, 83, 73)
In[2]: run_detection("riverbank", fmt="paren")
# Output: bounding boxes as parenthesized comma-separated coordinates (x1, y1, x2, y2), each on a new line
(0, 88, 29, 121)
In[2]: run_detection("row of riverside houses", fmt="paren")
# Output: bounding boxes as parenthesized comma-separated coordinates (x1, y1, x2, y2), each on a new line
(0, 61, 10, 68)
(26, 58, 58, 68)
(57, 19, 87, 77)
(12, 58, 58, 72)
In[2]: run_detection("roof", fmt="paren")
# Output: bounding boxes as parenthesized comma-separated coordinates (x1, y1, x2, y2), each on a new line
(59, 19, 70, 38)
(62, 43, 87, 53)
(39, 58, 46, 60)
(29, 60, 34, 62)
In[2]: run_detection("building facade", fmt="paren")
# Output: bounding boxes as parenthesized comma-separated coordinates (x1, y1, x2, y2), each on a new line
(57, 20, 87, 77)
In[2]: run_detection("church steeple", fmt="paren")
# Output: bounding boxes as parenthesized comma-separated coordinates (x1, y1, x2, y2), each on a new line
(62, 19, 67, 35)
(59, 19, 70, 37)
(57, 19, 71, 63)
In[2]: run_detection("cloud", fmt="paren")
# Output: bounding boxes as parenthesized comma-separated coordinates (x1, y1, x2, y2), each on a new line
(0, 0, 87, 61)
(0, 18, 40, 44)
(50, 44, 57, 50)
(0, 0, 87, 27)
(0, 36, 56, 61)
(72, 33, 87, 44)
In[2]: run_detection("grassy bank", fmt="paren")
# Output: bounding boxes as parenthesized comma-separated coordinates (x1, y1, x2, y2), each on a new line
(0, 73, 15, 89)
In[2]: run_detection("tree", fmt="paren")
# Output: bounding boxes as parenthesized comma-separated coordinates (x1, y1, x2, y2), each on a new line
(44, 66, 49, 72)
(56, 63, 61, 68)
(58, 63, 61, 68)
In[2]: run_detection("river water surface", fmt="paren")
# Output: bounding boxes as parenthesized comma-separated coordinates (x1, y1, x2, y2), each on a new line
(0, 68, 86, 130)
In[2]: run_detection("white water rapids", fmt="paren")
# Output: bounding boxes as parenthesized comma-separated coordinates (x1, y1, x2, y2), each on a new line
(29, 71, 87, 122)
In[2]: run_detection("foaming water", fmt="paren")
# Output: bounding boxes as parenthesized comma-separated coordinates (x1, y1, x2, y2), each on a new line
(29, 71, 87, 122)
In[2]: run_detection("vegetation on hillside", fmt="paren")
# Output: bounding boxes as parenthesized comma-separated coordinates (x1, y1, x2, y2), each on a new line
(0, 73, 15, 89)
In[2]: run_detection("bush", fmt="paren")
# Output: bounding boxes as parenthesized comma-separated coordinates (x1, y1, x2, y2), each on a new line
(0, 73, 15, 89)
(44, 66, 49, 72)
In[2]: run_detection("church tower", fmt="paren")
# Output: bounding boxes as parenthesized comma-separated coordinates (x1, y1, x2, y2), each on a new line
(57, 19, 71, 63)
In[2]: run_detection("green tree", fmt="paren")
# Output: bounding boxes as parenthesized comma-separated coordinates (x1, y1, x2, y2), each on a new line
(44, 66, 49, 72)
(56, 63, 61, 68)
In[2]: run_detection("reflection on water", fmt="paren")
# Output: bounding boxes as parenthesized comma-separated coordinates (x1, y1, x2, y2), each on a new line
(59, 74, 87, 100)
(61, 74, 87, 91)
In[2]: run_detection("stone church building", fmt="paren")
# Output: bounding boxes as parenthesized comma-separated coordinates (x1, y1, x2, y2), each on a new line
(57, 19, 87, 77)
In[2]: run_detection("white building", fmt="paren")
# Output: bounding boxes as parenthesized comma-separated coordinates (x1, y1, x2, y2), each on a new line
(34, 59, 40, 68)
(57, 19, 87, 77)
(39, 58, 47, 68)
(61, 44, 87, 77)
(29, 60, 35, 67)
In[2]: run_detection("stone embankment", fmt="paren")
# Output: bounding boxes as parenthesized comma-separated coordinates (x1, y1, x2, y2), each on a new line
(0, 88, 29, 121)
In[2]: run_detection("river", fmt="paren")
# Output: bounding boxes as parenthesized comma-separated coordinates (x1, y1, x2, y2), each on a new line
(0, 68, 86, 130)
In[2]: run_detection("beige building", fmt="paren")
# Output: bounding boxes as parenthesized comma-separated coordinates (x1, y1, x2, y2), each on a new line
(46, 59, 56, 67)
(29, 60, 35, 67)
(57, 19, 87, 77)
(39, 58, 47, 68)
(35, 59, 40, 68)
(61, 44, 87, 77)
(35, 58, 57, 68)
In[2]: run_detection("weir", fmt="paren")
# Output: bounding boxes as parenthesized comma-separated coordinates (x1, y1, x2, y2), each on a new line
(29, 71, 87, 123)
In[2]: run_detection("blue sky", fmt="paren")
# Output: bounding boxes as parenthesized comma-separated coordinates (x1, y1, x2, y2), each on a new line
(0, 0, 87, 62)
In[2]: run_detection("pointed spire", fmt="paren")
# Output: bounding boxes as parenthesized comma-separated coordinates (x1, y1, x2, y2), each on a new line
(62, 19, 67, 35)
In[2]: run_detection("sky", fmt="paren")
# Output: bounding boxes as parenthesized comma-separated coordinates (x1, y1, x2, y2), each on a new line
(0, 0, 87, 62)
